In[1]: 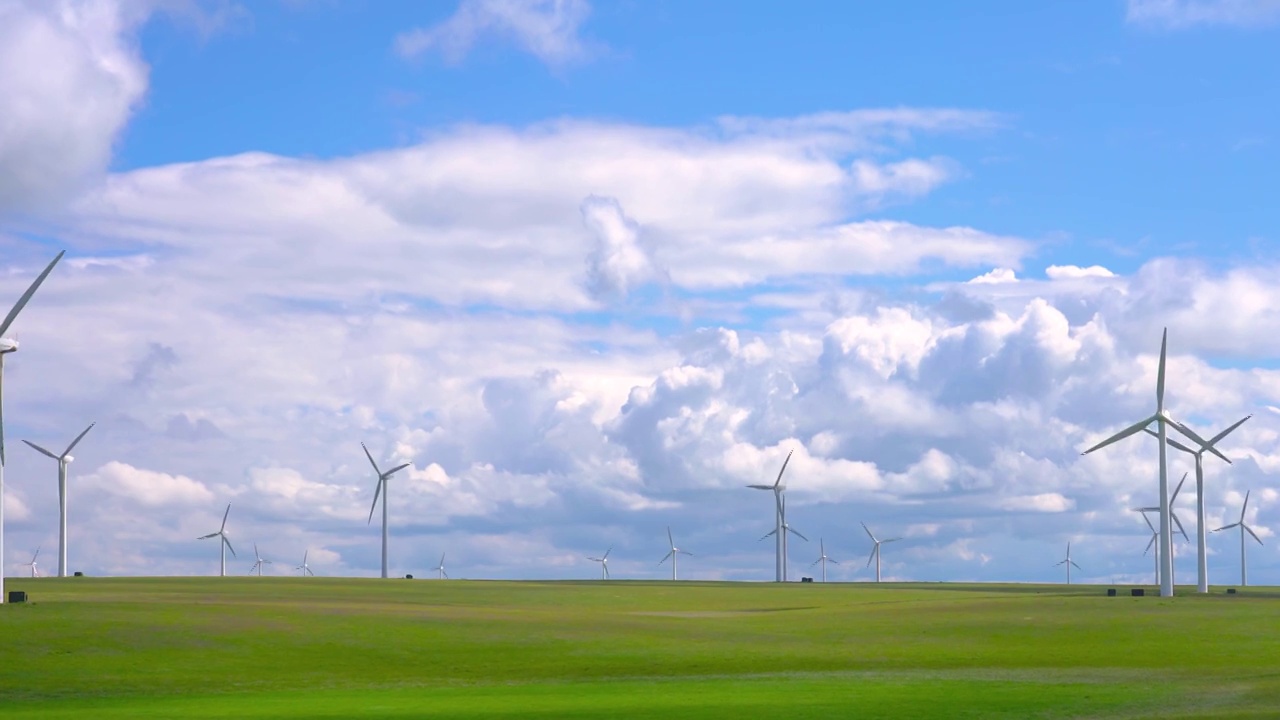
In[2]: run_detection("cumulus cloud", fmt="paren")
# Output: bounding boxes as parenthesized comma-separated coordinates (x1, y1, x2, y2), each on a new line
(968, 268, 1018, 284)
(80, 461, 215, 508)
(581, 195, 666, 301)
(1046, 264, 1116, 280)
(1126, 0, 1280, 28)
(395, 0, 594, 67)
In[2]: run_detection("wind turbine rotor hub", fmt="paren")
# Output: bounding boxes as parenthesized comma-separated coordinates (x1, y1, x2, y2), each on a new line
(0, 338, 17, 353)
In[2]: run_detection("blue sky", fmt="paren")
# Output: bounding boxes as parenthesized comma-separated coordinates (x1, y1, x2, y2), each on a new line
(2, 0, 1280, 585)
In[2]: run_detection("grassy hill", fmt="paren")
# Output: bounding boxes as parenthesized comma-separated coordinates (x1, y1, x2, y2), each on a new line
(1, 577, 1277, 718)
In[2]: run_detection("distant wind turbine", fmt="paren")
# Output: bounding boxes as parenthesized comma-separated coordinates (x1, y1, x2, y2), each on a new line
(432, 552, 448, 580)
(1145, 414, 1251, 593)
(862, 522, 901, 583)
(23, 421, 94, 577)
(760, 496, 807, 581)
(0, 250, 65, 604)
(748, 449, 792, 582)
(810, 538, 838, 583)
(23, 546, 40, 578)
(295, 550, 315, 576)
(587, 546, 612, 580)
(1138, 509, 1159, 585)
(249, 544, 271, 576)
(362, 442, 411, 579)
(197, 503, 236, 576)
(1054, 542, 1082, 584)
(1214, 490, 1264, 587)
(1134, 472, 1190, 588)
(659, 527, 692, 581)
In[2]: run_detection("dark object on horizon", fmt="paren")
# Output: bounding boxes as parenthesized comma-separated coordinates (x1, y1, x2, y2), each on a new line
(8, 591, 27, 603)
(1131, 588, 1145, 597)
(1106, 588, 1117, 596)
(800, 577, 813, 583)
(73, 571, 83, 577)
(405, 574, 413, 579)
(1227, 588, 1237, 595)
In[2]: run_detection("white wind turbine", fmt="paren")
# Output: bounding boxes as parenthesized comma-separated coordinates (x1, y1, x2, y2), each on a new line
(747, 449, 792, 582)
(861, 522, 901, 583)
(249, 544, 271, 576)
(362, 442, 411, 579)
(23, 422, 94, 577)
(1138, 509, 1160, 585)
(1134, 472, 1190, 588)
(1080, 328, 1219, 597)
(23, 546, 40, 578)
(760, 495, 807, 581)
(1054, 542, 1082, 584)
(295, 550, 315, 576)
(659, 527, 692, 580)
(1145, 414, 1250, 593)
(1213, 490, 1264, 587)
(198, 503, 236, 576)
(587, 546, 612, 580)
(0, 250, 65, 604)
(432, 552, 448, 580)
(810, 538, 838, 583)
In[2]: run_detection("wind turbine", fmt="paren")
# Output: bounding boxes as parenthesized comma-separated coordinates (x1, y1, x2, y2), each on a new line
(1145, 415, 1250, 593)
(587, 546, 612, 580)
(1214, 490, 1264, 587)
(23, 546, 40, 577)
(747, 449, 792, 582)
(295, 550, 315, 576)
(432, 552, 448, 580)
(0, 250, 65, 604)
(1080, 328, 1219, 597)
(1134, 472, 1190, 588)
(362, 442, 411, 579)
(198, 503, 236, 576)
(22, 422, 94, 577)
(249, 544, 271, 576)
(1054, 542, 1082, 584)
(659, 527, 692, 580)
(1138, 509, 1159, 585)
(810, 538, 838, 583)
(760, 496, 807, 581)
(861, 522, 900, 583)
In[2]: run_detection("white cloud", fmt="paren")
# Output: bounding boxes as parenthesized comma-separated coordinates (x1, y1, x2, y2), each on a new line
(1045, 264, 1116, 280)
(999, 493, 1076, 513)
(1127, 0, 1280, 28)
(581, 195, 666, 301)
(395, 0, 594, 67)
(80, 461, 215, 507)
(968, 268, 1018, 284)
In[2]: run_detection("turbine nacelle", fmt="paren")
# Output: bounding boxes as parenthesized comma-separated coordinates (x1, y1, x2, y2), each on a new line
(0, 338, 17, 353)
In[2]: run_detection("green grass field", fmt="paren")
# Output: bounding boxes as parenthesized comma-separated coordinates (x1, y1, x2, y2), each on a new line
(1, 577, 1277, 718)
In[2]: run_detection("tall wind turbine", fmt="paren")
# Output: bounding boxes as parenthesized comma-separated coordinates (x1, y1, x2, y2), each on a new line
(1080, 329, 1218, 597)
(587, 546, 611, 579)
(296, 550, 315, 576)
(432, 552, 448, 580)
(1214, 490, 1264, 587)
(23, 422, 94, 577)
(659, 527, 692, 580)
(760, 496, 807, 581)
(811, 538, 838, 583)
(747, 449, 792, 582)
(1145, 415, 1250, 593)
(197, 503, 236, 576)
(362, 442, 411, 579)
(249, 544, 271, 576)
(0, 250, 65, 604)
(23, 546, 40, 578)
(862, 522, 900, 583)
(1134, 472, 1190, 588)
(1054, 542, 1082, 584)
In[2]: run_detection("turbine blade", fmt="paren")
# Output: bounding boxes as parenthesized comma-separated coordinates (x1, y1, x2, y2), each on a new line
(220, 503, 231, 532)
(198, 532, 219, 539)
(603, 546, 612, 560)
(385, 462, 411, 477)
(829, 558, 839, 564)
(760, 530, 777, 541)
(1141, 512, 1156, 533)
(1169, 419, 1231, 464)
(63, 421, 95, 456)
(680, 550, 693, 556)
(1081, 414, 1158, 455)
(774, 449, 794, 488)
(787, 527, 809, 542)
(1071, 561, 1081, 570)
(1144, 427, 1194, 455)
(368, 477, 383, 524)
(0, 250, 65, 338)
(810, 558, 822, 567)
(667, 526, 674, 549)
(22, 440, 58, 460)
(865, 546, 877, 568)
(1244, 524, 1264, 546)
(1145, 535, 1157, 555)
(361, 442, 382, 476)
(223, 535, 236, 557)
(659, 551, 673, 565)
(884, 537, 903, 543)
(1156, 328, 1167, 410)
(439, 552, 446, 568)
(746, 484, 773, 490)
(1242, 490, 1251, 518)
(1171, 513, 1189, 542)
(1214, 522, 1240, 532)
(1208, 415, 1252, 449)
(1055, 559, 1067, 566)
(861, 521, 876, 542)
(1172, 472, 1188, 502)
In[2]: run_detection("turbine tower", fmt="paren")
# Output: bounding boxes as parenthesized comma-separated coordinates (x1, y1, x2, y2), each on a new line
(197, 503, 236, 576)
(587, 546, 612, 579)
(1134, 472, 1190, 588)
(249, 544, 271, 576)
(361, 442, 411, 579)
(747, 449, 792, 582)
(861, 521, 900, 583)
(659, 527, 692, 580)
(1080, 328, 1218, 597)
(23, 546, 40, 578)
(810, 538, 838, 583)
(1054, 542, 1082, 584)
(296, 550, 315, 576)
(23, 422, 94, 577)
(760, 496, 807, 581)
(0, 250, 65, 604)
(432, 552, 448, 579)
(1145, 415, 1250, 593)
(1214, 490, 1264, 587)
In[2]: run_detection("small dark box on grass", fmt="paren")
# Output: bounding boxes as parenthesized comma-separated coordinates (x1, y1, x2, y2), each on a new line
(1107, 588, 1117, 597)
(801, 577, 813, 583)
(1131, 588, 1145, 597)
(74, 571, 84, 577)
(1227, 588, 1237, 595)
(8, 591, 27, 603)
(405, 574, 414, 579)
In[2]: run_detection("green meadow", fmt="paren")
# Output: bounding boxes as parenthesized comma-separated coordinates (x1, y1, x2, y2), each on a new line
(1, 577, 1277, 718)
